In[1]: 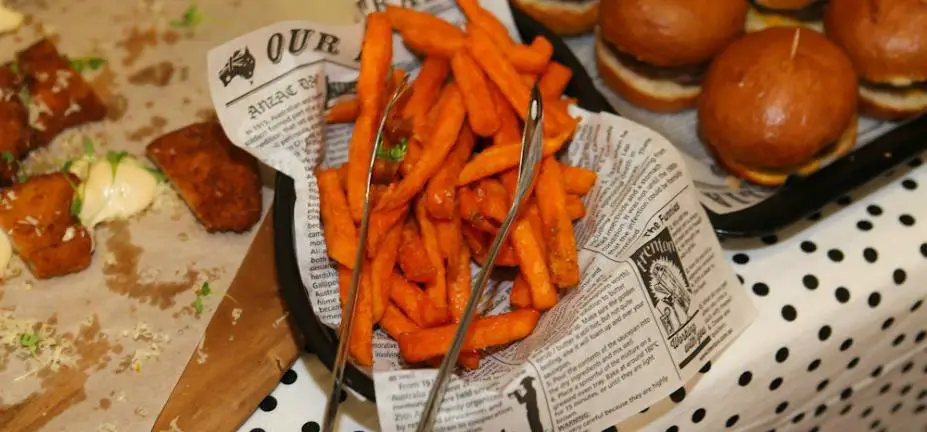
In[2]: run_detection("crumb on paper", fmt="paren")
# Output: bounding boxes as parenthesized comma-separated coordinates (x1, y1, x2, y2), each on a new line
(97, 423, 118, 432)
(194, 335, 207, 364)
(272, 312, 289, 328)
(724, 175, 742, 191)
(134, 407, 149, 418)
(231, 308, 242, 325)
(157, 416, 184, 432)
(0, 311, 78, 381)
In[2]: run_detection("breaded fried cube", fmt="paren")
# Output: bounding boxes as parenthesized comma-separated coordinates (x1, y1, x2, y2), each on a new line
(0, 64, 30, 184)
(0, 173, 92, 278)
(146, 121, 262, 233)
(17, 38, 106, 149)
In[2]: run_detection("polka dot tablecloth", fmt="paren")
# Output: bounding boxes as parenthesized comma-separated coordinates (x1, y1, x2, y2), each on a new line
(239, 155, 927, 432)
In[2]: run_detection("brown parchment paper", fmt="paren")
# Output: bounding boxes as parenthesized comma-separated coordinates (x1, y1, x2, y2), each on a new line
(0, 1, 350, 430)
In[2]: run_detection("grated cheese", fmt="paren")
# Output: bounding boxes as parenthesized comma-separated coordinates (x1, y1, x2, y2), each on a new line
(62, 226, 76, 242)
(231, 308, 242, 325)
(0, 311, 77, 380)
(272, 312, 290, 328)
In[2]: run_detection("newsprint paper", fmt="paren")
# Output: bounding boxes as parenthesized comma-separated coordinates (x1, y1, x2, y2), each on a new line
(206, 1, 757, 430)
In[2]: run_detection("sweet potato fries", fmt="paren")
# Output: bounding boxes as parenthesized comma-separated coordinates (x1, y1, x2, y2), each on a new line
(319, 3, 597, 369)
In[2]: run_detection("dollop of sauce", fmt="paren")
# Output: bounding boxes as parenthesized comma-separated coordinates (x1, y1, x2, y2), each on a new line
(0, 3, 23, 34)
(69, 153, 159, 229)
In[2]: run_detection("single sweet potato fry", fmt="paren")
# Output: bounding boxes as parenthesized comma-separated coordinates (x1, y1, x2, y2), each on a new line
(566, 195, 586, 221)
(338, 265, 352, 306)
(459, 186, 498, 233)
(371, 223, 403, 322)
(561, 165, 597, 195)
(525, 201, 548, 257)
(380, 303, 420, 339)
(336, 164, 349, 191)
(400, 138, 423, 177)
(390, 272, 448, 327)
(474, 178, 508, 223)
(462, 224, 489, 259)
(416, 198, 448, 310)
(378, 84, 466, 211)
(536, 158, 580, 288)
(512, 220, 558, 310)
(366, 206, 408, 257)
(317, 169, 358, 269)
(402, 57, 449, 131)
(398, 222, 436, 283)
(435, 218, 460, 262)
(488, 80, 520, 147)
(451, 49, 499, 137)
(447, 242, 472, 321)
(510, 274, 532, 309)
(325, 97, 361, 123)
(347, 13, 392, 221)
(457, 125, 577, 185)
(507, 36, 553, 74)
(387, 6, 466, 57)
(397, 309, 540, 363)
(458, 0, 515, 50)
(347, 268, 374, 366)
(425, 125, 475, 220)
(539, 61, 573, 101)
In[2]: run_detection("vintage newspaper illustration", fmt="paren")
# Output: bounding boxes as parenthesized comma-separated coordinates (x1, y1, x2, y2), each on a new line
(561, 35, 903, 215)
(206, 1, 757, 430)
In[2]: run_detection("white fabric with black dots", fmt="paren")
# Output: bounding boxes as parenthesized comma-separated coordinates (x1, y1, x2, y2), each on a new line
(239, 159, 927, 431)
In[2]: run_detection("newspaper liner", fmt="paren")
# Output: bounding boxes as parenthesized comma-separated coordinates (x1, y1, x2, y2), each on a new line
(207, 2, 757, 430)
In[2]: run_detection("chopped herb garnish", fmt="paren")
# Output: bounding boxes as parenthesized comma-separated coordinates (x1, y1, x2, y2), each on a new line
(106, 150, 128, 177)
(68, 57, 106, 73)
(8, 62, 18, 74)
(16, 172, 28, 184)
(375, 138, 409, 162)
(193, 281, 211, 316)
(70, 194, 82, 217)
(144, 166, 168, 183)
(171, 4, 206, 30)
(61, 159, 73, 173)
(1, 151, 14, 163)
(19, 332, 38, 354)
(83, 137, 95, 156)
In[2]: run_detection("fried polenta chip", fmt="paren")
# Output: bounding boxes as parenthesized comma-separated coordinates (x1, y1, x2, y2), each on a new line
(0, 64, 30, 183)
(0, 173, 92, 279)
(17, 39, 106, 149)
(146, 122, 262, 233)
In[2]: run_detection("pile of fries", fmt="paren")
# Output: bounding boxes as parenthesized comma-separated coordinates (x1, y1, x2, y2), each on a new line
(320, 0, 597, 368)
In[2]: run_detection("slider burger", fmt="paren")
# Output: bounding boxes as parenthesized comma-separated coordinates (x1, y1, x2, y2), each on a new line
(698, 28, 858, 187)
(595, 0, 748, 113)
(746, 0, 827, 33)
(824, 0, 927, 120)
(512, 0, 599, 36)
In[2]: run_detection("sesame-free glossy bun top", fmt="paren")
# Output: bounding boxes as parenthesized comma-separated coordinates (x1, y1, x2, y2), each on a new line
(698, 27, 858, 170)
(824, 0, 927, 83)
(598, 0, 748, 67)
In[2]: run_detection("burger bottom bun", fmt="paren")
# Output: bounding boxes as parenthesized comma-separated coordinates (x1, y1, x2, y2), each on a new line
(512, 0, 599, 36)
(859, 86, 927, 121)
(745, 8, 822, 33)
(706, 116, 858, 187)
(594, 33, 699, 113)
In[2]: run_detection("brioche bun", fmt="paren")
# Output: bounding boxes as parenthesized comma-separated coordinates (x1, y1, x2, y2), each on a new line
(698, 27, 858, 186)
(825, 0, 927, 119)
(512, 0, 599, 36)
(598, 0, 748, 67)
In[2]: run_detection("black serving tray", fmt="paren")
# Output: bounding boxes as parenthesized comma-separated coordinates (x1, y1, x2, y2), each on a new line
(273, 2, 927, 401)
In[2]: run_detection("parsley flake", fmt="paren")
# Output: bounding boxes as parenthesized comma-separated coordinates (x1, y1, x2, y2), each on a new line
(8, 62, 18, 74)
(19, 332, 38, 354)
(83, 137, 95, 156)
(171, 4, 206, 30)
(144, 166, 168, 183)
(1, 151, 14, 163)
(375, 138, 409, 162)
(68, 57, 106, 73)
(193, 296, 204, 315)
(106, 150, 128, 177)
(61, 159, 73, 173)
(70, 194, 82, 217)
(193, 281, 211, 316)
(200, 281, 211, 296)
(16, 172, 28, 184)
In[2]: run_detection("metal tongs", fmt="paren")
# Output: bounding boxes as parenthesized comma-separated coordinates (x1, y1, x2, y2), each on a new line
(415, 84, 546, 432)
(321, 73, 412, 432)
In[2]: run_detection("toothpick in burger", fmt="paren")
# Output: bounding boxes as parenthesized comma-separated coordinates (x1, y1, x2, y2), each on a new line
(512, 0, 599, 36)
(745, 0, 827, 33)
(596, 0, 748, 113)
(698, 27, 858, 187)
(824, 0, 927, 120)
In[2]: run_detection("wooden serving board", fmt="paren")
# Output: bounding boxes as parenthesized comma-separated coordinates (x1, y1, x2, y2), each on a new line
(153, 214, 303, 431)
